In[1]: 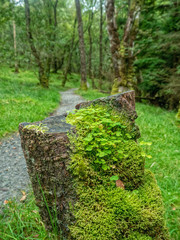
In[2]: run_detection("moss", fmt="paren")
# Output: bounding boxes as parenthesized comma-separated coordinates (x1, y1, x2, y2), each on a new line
(80, 81, 88, 91)
(111, 78, 119, 95)
(66, 105, 169, 239)
(176, 108, 180, 121)
(24, 123, 49, 133)
(69, 171, 168, 240)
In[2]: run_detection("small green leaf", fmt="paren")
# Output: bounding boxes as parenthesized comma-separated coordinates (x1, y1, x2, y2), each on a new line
(86, 145, 93, 151)
(116, 132, 122, 136)
(98, 151, 107, 157)
(110, 175, 119, 181)
(102, 164, 109, 171)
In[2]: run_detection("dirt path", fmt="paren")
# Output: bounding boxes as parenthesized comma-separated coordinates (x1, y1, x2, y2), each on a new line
(0, 89, 85, 204)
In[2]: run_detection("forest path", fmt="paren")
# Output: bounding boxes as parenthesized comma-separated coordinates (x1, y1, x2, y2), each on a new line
(0, 89, 85, 204)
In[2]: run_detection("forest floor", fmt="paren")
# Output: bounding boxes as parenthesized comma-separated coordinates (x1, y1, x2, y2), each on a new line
(0, 89, 85, 205)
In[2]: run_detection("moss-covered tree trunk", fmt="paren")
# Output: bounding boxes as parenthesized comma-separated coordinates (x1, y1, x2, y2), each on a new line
(106, 0, 143, 95)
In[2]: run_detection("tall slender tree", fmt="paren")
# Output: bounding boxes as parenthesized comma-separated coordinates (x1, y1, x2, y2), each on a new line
(98, 0, 103, 89)
(24, 0, 49, 87)
(75, 0, 88, 90)
(12, 20, 19, 73)
(88, 0, 95, 88)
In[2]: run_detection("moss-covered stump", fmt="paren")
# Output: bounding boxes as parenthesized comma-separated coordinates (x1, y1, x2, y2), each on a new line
(19, 91, 169, 239)
(19, 115, 76, 237)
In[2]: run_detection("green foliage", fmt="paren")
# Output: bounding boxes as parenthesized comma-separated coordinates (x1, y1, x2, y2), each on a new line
(66, 104, 168, 239)
(67, 105, 144, 190)
(135, 0, 180, 108)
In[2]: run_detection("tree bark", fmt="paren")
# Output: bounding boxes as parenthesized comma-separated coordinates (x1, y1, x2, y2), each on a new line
(106, 0, 143, 94)
(19, 115, 76, 238)
(88, 9, 95, 88)
(75, 0, 88, 90)
(98, 0, 103, 89)
(52, 0, 59, 73)
(13, 20, 19, 73)
(24, 0, 49, 88)
(62, 18, 77, 87)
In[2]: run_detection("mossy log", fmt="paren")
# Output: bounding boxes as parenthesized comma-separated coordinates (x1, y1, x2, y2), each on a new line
(19, 91, 169, 239)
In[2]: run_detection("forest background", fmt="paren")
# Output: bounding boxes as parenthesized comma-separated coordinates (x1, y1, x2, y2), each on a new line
(0, 0, 179, 110)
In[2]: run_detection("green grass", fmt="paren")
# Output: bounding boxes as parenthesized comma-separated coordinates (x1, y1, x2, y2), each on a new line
(0, 192, 58, 240)
(76, 88, 109, 101)
(135, 103, 180, 240)
(0, 67, 80, 138)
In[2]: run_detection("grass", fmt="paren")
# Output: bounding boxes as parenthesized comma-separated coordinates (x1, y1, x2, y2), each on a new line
(0, 67, 80, 138)
(0, 192, 58, 240)
(135, 103, 180, 240)
(76, 88, 108, 101)
(0, 74, 179, 239)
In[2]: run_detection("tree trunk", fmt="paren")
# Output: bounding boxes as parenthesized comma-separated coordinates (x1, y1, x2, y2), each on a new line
(52, 0, 58, 73)
(98, 0, 103, 89)
(24, 0, 49, 88)
(106, 0, 143, 94)
(75, 0, 88, 90)
(62, 18, 77, 87)
(106, 0, 123, 94)
(88, 10, 95, 89)
(13, 20, 19, 73)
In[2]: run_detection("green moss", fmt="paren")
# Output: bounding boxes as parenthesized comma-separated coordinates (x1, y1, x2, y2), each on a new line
(69, 171, 168, 239)
(66, 105, 169, 239)
(24, 123, 49, 133)
(111, 78, 119, 95)
(176, 108, 180, 121)
(80, 81, 88, 91)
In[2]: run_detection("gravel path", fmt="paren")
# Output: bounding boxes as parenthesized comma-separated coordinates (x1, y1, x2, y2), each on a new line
(0, 89, 85, 204)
